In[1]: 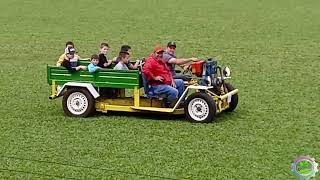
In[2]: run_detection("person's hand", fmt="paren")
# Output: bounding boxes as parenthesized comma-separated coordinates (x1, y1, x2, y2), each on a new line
(75, 66, 81, 71)
(183, 64, 191, 71)
(135, 60, 140, 65)
(81, 66, 87, 70)
(107, 60, 113, 64)
(139, 59, 145, 66)
(190, 57, 198, 61)
(153, 76, 164, 82)
(171, 80, 176, 88)
(103, 62, 108, 67)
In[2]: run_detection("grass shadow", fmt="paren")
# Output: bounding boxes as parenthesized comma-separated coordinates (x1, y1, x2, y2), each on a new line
(92, 110, 238, 124)
(93, 111, 186, 122)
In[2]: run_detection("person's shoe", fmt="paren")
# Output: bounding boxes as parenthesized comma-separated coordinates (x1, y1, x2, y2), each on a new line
(161, 101, 171, 108)
(163, 103, 170, 108)
(177, 101, 185, 109)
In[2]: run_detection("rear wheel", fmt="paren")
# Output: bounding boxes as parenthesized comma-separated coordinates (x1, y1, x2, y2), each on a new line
(62, 88, 95, 117)
(184, 92, 216, 123)
(224, 83, 238, 112)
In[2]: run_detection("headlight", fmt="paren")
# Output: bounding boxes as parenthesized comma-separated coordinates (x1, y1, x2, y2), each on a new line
(206, 76, 212, 86)
(223, 66, 231, 77)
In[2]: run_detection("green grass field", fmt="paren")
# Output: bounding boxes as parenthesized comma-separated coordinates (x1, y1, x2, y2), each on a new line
(0, 0, 320, 179)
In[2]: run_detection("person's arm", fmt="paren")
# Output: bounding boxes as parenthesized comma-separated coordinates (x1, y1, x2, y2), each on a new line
(62, 60, 76, 72)
(130, 60, 140, 69)
(105, 60, 113, 67)
(56, 54, 65, 66)
(128, 63, 134, 69)
(76, 60, 87, 70)
(168, 57, 196, 65)
(171, 77, 176, 88)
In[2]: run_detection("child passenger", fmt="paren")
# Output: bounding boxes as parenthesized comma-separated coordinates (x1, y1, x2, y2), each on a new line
(113, 50, 130, 70)
(113, 45, 140, 70)
(88, 54, 101, 73)
(61, 47, 87, 72)
(98, 43, 113, 68)
(57, 41, 81, 66)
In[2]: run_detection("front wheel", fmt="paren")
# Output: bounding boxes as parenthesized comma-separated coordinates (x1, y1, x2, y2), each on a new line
(184, 92, 216, 123)
(62, 88, 95, 117)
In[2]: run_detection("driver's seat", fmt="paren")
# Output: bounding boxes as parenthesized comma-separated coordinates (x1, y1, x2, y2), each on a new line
(141, 73, 166, 99)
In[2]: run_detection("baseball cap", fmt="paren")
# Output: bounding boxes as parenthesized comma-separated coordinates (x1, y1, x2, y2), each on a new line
(120, 45, 131, 51)
(119, 49, 130, 55)
(65, 47, 76, 55)
(154, 45, 165, 53)
(167, 41, 176, 47)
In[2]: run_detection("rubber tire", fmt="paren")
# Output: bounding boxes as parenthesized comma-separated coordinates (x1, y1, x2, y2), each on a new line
(184, 92, 216, 123)
(62, 88, 95, 117)
(224, 83, 238, 112)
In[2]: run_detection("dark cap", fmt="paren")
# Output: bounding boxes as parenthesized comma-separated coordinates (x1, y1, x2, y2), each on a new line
(65, 47, 76, 55)
(119, 49, 130, 55)
(120, 45, 131, 51)
(167, 41, 176, 47)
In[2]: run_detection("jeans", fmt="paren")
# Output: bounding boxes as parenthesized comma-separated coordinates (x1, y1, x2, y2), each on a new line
(152, 79, 185, 103)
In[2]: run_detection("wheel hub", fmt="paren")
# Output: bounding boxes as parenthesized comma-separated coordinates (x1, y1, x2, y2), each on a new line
(75, 99, 80, 107)
(196, 105, 202, 112)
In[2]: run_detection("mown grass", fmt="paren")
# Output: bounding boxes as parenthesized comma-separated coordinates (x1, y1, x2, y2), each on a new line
(0, 0, 319, 179)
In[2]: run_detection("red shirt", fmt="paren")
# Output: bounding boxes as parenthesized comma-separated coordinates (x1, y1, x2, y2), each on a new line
(142, 54, 173, 86)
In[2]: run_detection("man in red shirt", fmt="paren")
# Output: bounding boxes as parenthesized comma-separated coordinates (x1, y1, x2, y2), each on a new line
(143, 46, 184, 106)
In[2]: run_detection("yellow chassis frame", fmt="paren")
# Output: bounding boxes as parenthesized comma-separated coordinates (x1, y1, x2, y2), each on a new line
(50, 81, 238, 115)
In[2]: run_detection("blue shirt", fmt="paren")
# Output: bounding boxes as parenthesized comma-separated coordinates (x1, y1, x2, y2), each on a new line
(88, 63, 99, 73)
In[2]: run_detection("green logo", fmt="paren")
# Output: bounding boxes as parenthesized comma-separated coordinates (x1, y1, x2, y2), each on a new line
(291, 156, 318, 180)
(296, 160, 313, 175)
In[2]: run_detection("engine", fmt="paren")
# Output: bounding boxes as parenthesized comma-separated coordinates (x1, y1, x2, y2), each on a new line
(191, 58, 232, 95)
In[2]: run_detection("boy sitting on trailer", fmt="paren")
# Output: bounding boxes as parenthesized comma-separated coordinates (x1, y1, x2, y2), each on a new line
(61, 47, 87, 72)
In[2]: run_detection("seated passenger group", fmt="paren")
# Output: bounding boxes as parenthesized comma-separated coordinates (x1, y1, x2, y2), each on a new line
(57, 41, 141, 73)
(56, 41, 196, 106)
